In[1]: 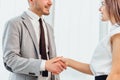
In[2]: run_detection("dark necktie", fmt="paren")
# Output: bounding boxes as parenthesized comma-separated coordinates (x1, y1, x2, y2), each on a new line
(39, 18, 48, 77)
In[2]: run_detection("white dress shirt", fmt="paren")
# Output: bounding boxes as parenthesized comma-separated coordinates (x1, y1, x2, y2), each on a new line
(25, 9, 51, 80)
(90, 24, 120, 76)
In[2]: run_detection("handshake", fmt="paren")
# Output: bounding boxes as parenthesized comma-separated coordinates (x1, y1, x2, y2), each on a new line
(45, 57, 68, 75)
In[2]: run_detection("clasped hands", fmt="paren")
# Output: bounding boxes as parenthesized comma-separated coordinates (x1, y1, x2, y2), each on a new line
(45, 57, 67, 75)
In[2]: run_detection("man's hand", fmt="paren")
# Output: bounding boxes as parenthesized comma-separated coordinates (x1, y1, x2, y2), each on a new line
(45, 57, 66, 75)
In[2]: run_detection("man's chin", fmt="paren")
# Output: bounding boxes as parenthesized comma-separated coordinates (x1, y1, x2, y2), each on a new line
(44, 12, 50, 15)
(43, 10, 50, 15)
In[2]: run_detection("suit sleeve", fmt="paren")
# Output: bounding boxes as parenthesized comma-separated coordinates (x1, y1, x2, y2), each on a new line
(2, 20, 41, 77)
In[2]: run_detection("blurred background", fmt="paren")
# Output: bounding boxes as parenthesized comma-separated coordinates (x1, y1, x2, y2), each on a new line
(0, 0, 111, 80)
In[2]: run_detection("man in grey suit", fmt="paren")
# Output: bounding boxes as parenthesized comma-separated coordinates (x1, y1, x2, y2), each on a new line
(2, 0, 66, 80)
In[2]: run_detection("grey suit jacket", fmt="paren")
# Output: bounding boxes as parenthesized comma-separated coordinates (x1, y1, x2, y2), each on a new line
(2, 12, 60, 80)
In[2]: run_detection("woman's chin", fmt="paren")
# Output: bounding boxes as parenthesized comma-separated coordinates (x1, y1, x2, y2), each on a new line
(101, 18, 109, 22)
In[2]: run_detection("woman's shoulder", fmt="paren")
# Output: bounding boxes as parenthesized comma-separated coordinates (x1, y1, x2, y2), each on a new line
(110, 24, 120, 37)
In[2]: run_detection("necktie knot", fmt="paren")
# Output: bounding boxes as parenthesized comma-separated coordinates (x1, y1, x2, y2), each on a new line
(39, 18, 42, 23)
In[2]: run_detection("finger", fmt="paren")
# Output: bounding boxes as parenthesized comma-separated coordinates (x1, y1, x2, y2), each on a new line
(60, 57, 67, 62)
(55, 62, 65, 72)
(53, 56, 66, 63)
(51, 64, 62, 74)
(52, 57, 62, 63)
(58, 61, 67, 69)
(61, 57, 69, 66)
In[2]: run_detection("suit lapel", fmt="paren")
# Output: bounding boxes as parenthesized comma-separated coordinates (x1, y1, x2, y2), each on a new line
(21, 12, 40, 58)
(43, 20, 56, 59)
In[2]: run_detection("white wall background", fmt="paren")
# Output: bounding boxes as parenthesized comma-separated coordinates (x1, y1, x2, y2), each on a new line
(54, 0, 100, 80)
(0, 0, 104, 80)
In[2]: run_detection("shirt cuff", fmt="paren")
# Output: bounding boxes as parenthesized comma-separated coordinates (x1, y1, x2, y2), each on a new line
(40, 60, 46, 71)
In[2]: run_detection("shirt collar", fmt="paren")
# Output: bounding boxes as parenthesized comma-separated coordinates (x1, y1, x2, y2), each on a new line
(26, 9, 42, 21)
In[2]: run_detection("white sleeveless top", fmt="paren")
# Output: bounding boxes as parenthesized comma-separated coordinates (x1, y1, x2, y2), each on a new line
(90, 24, 120, 76)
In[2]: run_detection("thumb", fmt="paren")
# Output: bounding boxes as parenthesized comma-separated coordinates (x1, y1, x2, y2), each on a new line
(52, 57, 62, 63)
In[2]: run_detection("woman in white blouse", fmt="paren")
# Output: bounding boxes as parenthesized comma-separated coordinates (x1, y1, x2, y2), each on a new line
(61, 0, 120, 80)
